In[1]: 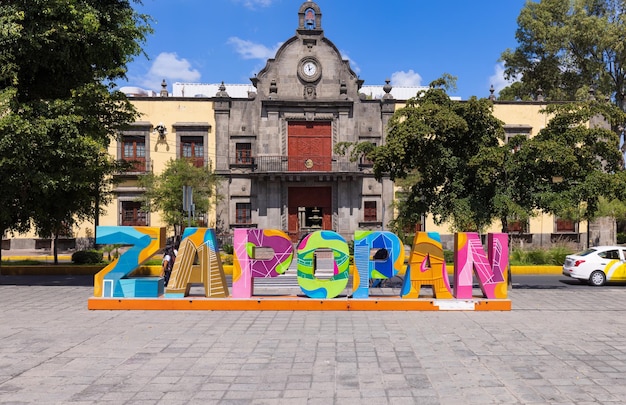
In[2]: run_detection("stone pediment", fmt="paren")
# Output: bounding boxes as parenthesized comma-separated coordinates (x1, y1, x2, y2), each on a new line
(251, 2, 362, 103)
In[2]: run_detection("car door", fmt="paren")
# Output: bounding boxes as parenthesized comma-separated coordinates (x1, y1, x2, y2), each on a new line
(602, 248, 626, 281)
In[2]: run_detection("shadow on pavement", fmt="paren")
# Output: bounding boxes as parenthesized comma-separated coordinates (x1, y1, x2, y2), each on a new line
(513, 284, 567, 290)
(0, 274, 94, 287)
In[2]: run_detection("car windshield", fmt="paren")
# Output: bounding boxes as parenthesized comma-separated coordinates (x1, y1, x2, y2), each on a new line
(576, 248, 597, 256)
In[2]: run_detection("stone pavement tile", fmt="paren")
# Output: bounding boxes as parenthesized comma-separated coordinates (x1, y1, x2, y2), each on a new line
(358, 387, 387, 398)
(306, 399, 336, 405)
(280, 389, 308, 399)
(191, 388, 225, 400)
(131, 390, 166, 401)
(161, 388, 198, 402)
(405, 395, 440, 405)
(4, 285, 626, 404)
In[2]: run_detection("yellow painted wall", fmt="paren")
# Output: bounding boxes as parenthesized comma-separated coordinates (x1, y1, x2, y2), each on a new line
(125, 98, 216, 173)
(99, 98, 217, 233)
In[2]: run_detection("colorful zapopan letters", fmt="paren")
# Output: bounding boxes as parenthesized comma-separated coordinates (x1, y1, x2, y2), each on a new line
(94, 226, 508, 300)
(232, 229, 508, 300)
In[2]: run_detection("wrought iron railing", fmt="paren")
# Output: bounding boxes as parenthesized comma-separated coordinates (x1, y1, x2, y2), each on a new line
(232, 155, 359, 173)
(118, 158, 152, 174)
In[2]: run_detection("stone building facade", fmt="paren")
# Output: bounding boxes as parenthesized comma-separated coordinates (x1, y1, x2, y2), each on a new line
(212, 1, 396, 242)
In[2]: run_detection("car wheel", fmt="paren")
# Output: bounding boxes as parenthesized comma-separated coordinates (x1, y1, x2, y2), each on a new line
(588, 270, 606, 287)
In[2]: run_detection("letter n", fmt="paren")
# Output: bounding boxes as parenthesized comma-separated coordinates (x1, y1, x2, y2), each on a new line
(454, 233, 508, 299)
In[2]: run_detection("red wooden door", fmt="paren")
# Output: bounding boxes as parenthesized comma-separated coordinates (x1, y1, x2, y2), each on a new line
(288, 121, 331, 171)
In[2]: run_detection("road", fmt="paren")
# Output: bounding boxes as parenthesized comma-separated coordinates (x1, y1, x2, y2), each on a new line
(512, 273, 626, 289)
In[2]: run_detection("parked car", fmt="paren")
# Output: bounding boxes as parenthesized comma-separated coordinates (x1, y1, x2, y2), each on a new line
(562, 246, 626, 286)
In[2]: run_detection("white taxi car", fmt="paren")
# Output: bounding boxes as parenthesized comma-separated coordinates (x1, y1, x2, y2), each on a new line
(562, 246, 626, 286)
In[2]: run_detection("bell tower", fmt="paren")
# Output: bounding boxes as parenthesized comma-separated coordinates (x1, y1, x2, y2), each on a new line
(297, 1, 322, 33)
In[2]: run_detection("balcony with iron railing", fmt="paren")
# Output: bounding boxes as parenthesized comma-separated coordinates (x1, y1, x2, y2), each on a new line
(116, 157, 211, 175)
(117, 158, 152, 174)
(182, 156, 211, 169)
(230, 155, 367, 173)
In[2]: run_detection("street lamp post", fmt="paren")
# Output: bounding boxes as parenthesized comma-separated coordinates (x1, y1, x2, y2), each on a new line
(183, 185, 193, 228)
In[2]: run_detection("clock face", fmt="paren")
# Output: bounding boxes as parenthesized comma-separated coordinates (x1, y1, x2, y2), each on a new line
(303, 61, 317, 77)
(299, 58, 321, 82)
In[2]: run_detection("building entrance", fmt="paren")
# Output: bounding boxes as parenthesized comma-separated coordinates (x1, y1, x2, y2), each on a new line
(287, 186, 332, 242)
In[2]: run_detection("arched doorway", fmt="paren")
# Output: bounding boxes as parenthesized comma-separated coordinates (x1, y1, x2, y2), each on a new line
(287, 186, 332, 242)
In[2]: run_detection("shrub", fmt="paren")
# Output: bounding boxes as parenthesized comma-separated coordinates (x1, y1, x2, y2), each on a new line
(509, 246, 574, 266)
(444, 249, 454, 264)
(72, 250, 103, 264)
(618, 233, 626, 245)
(526, 249, 548, 265)
(510, 248, 529, 265)
(547, 246, 574, 265)
(222, 244, 234, 255)
(220, 253, 233, 265)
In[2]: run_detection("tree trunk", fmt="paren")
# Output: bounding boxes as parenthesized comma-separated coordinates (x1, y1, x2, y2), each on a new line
(94, 191, 99, 249)
(53, 232, 59, 265)
(0, 227, 5, 269)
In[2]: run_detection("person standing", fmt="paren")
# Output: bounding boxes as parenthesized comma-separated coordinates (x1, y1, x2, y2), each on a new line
(161, 245, 177, 287)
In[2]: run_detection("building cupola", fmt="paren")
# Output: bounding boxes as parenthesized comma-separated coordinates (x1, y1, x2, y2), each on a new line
(298, 1, 322, 34)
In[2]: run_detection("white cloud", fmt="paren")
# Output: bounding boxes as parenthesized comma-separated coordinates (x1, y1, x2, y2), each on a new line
(227, 37, 279, 60)
(232, 0, 274, 9)
(139, 52, 201, 90)
(489, 62, 519, 95)
(390, 70, 423, 87)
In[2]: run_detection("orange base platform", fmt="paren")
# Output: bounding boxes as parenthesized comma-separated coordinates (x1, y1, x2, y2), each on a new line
(88, 296, 511, 311)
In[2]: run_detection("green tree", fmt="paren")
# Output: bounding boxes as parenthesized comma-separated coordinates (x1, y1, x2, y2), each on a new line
(386, 171, 423, 238)
(370, 77, 506, 233)
(339, 81, 625, 239)
(138, 159, 221, 238)
(0, 1, 151, 263)
(500, 0, 626, 107)
(522, 101, 625, 223)
(469, 134, 534, 234)
(1, 1, 151, 103)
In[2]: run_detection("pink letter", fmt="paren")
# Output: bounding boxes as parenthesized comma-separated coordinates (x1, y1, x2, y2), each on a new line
(454, 233, 508, 299)
(232, 229, 293, 298)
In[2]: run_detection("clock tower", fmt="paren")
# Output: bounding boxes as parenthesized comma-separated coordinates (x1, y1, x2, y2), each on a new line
(214, 1, 393, 242)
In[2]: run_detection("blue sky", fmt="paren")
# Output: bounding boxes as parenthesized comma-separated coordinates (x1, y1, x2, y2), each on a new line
(125, 0, 528, 99)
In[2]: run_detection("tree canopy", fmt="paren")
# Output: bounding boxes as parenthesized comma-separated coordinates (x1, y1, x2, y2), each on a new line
(522, 101, 625, 222)
(0, 1, 152, 262)
(338, 77, 626, 236)
(500, 0, 626, 108)
(1, 0, 151, 102)
(138, 159, 221, 237)
(369, 77, 506, 233)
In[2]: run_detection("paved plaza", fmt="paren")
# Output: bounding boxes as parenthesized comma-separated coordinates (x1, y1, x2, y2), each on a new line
(1, 274, 626, 404)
